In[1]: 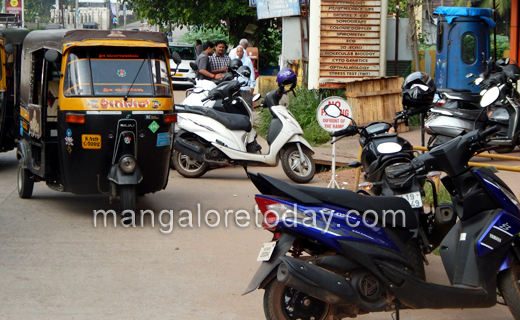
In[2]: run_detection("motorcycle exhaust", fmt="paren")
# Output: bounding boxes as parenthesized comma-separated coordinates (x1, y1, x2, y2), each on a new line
(277, 262, 352, 305)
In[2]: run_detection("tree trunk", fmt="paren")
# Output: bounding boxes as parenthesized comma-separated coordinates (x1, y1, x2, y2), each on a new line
(407, 0, 422, 72)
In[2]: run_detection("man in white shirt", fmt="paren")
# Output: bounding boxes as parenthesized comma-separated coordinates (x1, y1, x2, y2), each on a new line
(236, 46, 256, 107)
(229, 39, 249, 60)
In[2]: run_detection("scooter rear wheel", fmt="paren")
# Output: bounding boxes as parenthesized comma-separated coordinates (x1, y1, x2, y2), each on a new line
(264, 279, 332, 320)
(281, 145, 315, 184)
(173, 140, 209, 178)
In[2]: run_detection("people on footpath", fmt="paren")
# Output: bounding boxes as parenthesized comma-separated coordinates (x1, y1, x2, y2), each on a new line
(195, 39, 203, 55)
(229, 39, 249, 60)
(209, 40, 231, 77)
(235, 46, 256, 107)
(195, 41, 224, 81)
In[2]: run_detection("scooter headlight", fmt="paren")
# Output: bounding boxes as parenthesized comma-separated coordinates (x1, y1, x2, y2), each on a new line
(120, 156, 137, 173)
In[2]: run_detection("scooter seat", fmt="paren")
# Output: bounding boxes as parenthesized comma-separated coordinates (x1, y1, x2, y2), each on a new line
(442, 91, 481, 104)
(249, 173, 417, 229)
(181, 105, 251, 131)
(293, 185, 418, 229)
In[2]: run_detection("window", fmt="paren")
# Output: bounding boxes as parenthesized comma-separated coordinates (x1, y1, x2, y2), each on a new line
(63, 47, 171, 97)
(461, 33, 477, 64)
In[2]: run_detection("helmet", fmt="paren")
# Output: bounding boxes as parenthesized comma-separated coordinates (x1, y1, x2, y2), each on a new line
(401, 72, 436, 108)
(236, 65, 251, 79)
(276, 68, 297, 90)
(228, 59, 243, 72)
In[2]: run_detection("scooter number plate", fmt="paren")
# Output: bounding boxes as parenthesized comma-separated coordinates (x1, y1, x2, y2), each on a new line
(257, 242, 277, 262)
(396, 191, 423, 208)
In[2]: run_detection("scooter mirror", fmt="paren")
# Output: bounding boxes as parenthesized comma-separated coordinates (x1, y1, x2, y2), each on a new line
(465, 73, 475, 79)
(376, 142, 402, 154)
(323, 104, 342, 118)
(193, 87, 204, 94)
(252, 94, 261, 102)
(480, 86, 500, 107)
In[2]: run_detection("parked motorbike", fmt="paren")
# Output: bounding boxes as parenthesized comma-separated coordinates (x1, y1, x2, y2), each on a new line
(173, 68, 316, 183)
(425, 60, 520, 153)
(326, 102, 446, 252)
(244, 124, 520, 319)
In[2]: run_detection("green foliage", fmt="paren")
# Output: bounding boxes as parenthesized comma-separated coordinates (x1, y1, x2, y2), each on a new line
(258, 27, 282, 67)
(180, 26, 229, 46)
(492, 35, 511, 59)
(387, 0, 409, 17)
(256, 87, 347, 146)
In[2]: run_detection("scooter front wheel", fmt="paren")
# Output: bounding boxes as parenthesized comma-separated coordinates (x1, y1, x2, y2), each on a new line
(498, 257, 520, 319)
(264, 279, 332, 320)
(173, 141, 209, 178)
(281, 145, 315, 184)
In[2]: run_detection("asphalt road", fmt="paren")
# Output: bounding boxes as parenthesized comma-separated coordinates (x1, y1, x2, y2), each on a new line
(0, 106, 515, 319)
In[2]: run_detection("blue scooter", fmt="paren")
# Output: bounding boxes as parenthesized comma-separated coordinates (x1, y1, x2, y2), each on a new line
(244, 126, 520, 320)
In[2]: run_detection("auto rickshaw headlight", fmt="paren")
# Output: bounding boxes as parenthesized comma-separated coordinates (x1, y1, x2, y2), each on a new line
(120, 156, 136, 173)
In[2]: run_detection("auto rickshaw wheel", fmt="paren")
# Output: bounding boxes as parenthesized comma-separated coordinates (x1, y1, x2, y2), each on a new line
(173, 140, 209, 178)
(120, 185, 137, 214)
(18, 161, 34, 199)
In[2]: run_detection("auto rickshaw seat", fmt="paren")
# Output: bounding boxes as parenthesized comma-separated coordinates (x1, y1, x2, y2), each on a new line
(47, 81, 59, 117)
(180, 105, 251, 131)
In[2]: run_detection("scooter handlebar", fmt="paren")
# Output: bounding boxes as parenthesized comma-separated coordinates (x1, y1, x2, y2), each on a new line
(478, 125, 500, 140)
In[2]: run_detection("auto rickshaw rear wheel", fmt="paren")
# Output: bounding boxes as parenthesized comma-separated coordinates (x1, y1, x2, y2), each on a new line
(18, 161, 34, 199)
(120, 185, 137, 214)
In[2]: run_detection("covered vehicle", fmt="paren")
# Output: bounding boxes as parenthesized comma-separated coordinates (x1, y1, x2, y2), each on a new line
(16, 29, 177, 212)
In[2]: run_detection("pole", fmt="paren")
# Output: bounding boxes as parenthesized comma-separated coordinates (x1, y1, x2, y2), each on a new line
(493, 0, 497, 61)
(75, 0, 78, 29)
(123, 2, 126, 30)
(395, 4, 399, 75)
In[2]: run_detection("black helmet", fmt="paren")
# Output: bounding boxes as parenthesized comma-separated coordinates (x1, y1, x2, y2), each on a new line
(401, 72, 436, 108)
(236, 65, 251, 79)
(228, 59, 243, 72)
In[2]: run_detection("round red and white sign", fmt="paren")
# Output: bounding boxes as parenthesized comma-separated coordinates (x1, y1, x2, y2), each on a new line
(316, 96, 352, 133)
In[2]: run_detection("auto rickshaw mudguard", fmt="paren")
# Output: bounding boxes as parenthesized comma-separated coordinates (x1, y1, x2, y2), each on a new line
(108, 164, 143, 185)
(16, 140, 31, 168)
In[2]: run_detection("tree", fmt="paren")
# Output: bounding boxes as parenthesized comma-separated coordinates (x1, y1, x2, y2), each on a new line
(123, 0, 271, 46)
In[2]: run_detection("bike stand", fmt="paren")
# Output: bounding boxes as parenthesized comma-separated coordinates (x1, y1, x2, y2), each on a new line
(327, 140, 340, 189)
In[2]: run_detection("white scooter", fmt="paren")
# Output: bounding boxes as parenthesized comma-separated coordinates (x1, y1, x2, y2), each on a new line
(173, 80, 315, 183)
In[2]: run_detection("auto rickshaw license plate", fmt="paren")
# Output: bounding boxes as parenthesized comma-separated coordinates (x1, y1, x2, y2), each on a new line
(81, 134, 102, 149)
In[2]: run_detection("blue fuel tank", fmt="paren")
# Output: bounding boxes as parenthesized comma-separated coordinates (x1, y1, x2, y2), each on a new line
(434, 7, 495, 92)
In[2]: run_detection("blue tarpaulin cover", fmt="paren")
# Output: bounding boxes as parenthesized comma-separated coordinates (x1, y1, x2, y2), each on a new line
(433, 6, 495, 28)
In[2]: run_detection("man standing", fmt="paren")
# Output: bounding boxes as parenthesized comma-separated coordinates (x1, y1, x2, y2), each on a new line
(195, 39, 203, 55)
(209, 40, 231, 76)
(195, 41, 224, 81)
(229, 39, 249, 60)
(236, 46, 256, 107)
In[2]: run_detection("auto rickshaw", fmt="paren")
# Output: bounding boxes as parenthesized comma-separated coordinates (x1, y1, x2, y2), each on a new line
(16, 29, 177, 212)
(0, 28, 30, 153)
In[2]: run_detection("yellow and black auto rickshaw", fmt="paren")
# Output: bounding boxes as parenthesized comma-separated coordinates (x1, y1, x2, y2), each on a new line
(0, 28, 30, 153)
(17, 29, 177, 212)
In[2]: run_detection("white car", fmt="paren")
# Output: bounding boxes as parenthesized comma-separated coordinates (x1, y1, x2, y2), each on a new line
(168, 42, 197, 87)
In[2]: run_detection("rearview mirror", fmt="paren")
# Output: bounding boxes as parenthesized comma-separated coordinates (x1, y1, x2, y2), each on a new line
(252, 94, 261, 102)
(171, 52, 181, 65)
(4, 43, 14, 55)
(193, 87, 204, 94)
(323, 104, 342, 118)
(44, 49, 60, 62)
(189, 62, 198, 72)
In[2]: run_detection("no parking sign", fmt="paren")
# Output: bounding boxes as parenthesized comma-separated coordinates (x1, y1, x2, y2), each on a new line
(316, 96, 352, 133)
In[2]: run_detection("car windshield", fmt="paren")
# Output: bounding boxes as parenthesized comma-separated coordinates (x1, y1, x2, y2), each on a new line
(63, 47, 172, 97)
(169, 45, 197, 60)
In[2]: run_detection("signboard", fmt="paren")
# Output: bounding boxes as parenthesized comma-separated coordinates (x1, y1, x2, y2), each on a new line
(257, 0, 301, 19)
(316, 97, 352, 133)
(6, 0, 22, 15)
(319, 0, 383, 83)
